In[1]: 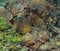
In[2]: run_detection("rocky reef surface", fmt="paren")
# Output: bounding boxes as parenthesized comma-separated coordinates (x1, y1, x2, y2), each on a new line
(0, 0, 60, 51)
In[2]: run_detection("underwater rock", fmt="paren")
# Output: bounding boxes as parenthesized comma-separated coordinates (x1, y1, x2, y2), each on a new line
(56, 18, 60, 27)
(37, 29, 50, 42)
(21, 33, 35, 47)
(55, 34, 60, 46)
(40, 42, 57, 51)
(31, 17, 40, 27)
(11, 16, 31, 34)
(31, 27, 40, 38)
(51, 48, 60, 51)
(0, 6, 13, 24)
(4, 1, 27, 16)
(56, 33, 60, 39)
(30, 13, 44, 27)
(40, 11, 47, 19)
(31, 0, 46, 5)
